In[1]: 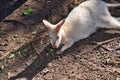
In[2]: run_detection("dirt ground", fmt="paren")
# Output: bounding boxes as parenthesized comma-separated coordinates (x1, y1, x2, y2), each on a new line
(0, 0, 120, 80)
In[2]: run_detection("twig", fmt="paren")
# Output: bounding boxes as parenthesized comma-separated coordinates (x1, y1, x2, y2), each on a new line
(114, 61, 120, 65)
(81, 37, 120, 54)
(93, 37, 120, 45)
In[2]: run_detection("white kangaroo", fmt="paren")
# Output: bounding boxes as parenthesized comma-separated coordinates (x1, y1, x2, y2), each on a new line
(43, 0, 120, 54)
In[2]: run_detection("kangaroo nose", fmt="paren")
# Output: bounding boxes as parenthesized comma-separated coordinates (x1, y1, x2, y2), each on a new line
(52, 43, 57, 49)
(53, 45, 57, 48)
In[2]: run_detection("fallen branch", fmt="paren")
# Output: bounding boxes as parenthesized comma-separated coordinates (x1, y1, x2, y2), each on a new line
(81, 37, 120, 54)
(93, 37, 120, 45)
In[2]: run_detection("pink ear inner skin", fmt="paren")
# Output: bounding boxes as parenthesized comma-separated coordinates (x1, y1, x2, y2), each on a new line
(56, 19, 65, 31)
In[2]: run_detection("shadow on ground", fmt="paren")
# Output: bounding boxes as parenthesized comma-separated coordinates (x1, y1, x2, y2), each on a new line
(0, 0, 27, 21)
(0, 0, 68, 39)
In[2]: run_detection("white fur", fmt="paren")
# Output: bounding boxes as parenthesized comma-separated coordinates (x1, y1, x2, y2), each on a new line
(43, 0, 120, 54)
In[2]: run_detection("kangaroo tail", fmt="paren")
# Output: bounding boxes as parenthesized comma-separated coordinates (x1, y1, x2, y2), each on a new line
(115, 17, 120, 21)
(106, 3, 120, 7)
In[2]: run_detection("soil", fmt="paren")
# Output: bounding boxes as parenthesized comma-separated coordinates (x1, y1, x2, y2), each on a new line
(0, 0, 120, 80)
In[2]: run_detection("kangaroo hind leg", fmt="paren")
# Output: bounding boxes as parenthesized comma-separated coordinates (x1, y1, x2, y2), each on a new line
(106, 3, 120, 8)
(100, 16, 120, 29)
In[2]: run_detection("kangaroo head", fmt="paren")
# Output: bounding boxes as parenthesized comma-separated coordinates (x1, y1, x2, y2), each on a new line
(42, 19, 65, 48)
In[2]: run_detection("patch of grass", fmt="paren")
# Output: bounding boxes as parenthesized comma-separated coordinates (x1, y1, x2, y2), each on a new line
(12, 34, 19, 40)
(15, 50, 21, 56)
(8, 49, 26, 59)
(23, 8, 34, 15)
(50, 49, 57, 58)
(0, 59, 7, 70)
(8, 54, 15, 59)
(13, 34, 19, 38)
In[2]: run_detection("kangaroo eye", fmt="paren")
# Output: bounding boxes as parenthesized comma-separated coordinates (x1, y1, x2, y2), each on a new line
(49, 36, 52, 39)
(56, 36, 59, 39)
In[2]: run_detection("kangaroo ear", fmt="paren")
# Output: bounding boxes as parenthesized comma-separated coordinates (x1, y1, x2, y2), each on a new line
(56, 19, 65, 31)
(42, 19, 53, 30)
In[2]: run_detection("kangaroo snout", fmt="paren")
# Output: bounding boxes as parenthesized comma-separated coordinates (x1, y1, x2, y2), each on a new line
(52, 43, 58, 49)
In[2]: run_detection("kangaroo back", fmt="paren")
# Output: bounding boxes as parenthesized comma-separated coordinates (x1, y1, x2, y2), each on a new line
(43, 0, 120, 54)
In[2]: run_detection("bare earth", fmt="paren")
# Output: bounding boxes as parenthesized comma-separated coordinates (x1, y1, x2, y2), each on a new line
(0, 0, 120, 80)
